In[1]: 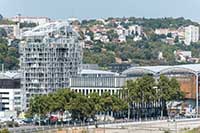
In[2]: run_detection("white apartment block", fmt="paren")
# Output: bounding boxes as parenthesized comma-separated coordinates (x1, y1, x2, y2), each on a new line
(0, 71, 21, 112)
(20, 21, 82, 110)
(184, 25, 199, 45)
(129, 25, 142, 36)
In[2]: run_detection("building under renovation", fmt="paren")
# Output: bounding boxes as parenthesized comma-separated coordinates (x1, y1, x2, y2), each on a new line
(20, 21, 82, 110)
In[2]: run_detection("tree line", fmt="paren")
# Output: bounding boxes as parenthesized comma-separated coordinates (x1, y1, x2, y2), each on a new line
(27, 75, 184, 121)
(28, 75, 184, 121)
(123, 75, 184, 119)
(27, 90, 127, 122)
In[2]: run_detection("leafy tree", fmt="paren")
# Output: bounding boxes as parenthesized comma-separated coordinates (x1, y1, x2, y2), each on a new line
(157, 75, 184, 117)
(70, 93, 93, 121)
(169, 77, 184, 100)
(167, 33, 172, 38)
(134, 75, 157, 118)
(123, 80, 138, 119)
(4, 56, 19, 70)
(0, 42, 8, 56)
(0, 28, 7, 37)
(111, 94, 127, 113)
(28, 95, 50, 116)
(89, 93, 102, 118)
(0, 38, 19, 70)
(123, 75, 183, 119)
(174, 36, 179, 43)
(50, 89, 76, 112)
(107, 30, 119, 41)
(28, 89, 127, 122)
(8, 47, 19, 58)
(99, 92, 114, 116)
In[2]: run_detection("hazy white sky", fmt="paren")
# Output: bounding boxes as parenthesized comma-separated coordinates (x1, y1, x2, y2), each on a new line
(0, 0, 200, 21)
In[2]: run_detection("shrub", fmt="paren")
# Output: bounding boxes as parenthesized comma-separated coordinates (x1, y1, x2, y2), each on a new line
(0, 128, 9, 133)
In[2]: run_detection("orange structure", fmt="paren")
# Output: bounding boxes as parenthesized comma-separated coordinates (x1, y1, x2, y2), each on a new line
(122, 64, 200, 100)
(176, 75, 197, 99)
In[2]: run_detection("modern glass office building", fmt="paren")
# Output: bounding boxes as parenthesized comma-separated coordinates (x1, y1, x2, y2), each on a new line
(70, 69, 126, 95)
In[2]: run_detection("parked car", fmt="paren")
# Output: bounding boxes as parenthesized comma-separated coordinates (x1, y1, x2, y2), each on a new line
(69, 119, 82, 125)
(23, 118, 33, 124)
(34, 117, 49, 126)
(49, 116, 58, 124)
(85, 118, 96, 124)
(62, 118, 72, 124)
(15, 119, 26, 125)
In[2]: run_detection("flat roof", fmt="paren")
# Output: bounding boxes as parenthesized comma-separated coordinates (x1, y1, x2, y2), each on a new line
(80, 69, 119, 76)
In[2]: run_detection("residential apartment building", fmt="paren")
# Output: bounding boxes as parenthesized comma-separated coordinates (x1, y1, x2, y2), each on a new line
(129, 25, 142, 36)
(184, 25, 199, 45)
(20, 21, 82, 110)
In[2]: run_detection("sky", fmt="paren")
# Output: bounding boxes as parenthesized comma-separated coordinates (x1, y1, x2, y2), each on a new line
(0, 0, 200, 22)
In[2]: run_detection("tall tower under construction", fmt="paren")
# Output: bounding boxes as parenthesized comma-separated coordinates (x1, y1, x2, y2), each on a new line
(20, 22, 82, 109)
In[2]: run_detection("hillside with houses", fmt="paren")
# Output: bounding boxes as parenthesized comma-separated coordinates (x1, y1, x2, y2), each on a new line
(73, 17, 200, 68)
(0, 15, 200, 69)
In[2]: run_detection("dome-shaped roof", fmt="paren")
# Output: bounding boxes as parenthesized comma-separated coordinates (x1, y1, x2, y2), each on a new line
(123, 64, 200, 76)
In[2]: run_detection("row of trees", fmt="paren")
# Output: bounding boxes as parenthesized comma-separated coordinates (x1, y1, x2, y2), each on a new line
(123, 75, 184, 119)
(28, 90, 127, 121)
(112, 17, 199, 30)
(28, 75, 184, 121)
(82, 17, 199, 29)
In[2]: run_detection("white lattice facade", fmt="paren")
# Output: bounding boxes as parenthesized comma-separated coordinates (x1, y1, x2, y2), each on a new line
(20, 22, 82, 109)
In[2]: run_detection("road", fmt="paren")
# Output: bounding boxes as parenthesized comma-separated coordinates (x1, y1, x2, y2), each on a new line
(8, 118, 200, 133)
(97, 118, 200, 132)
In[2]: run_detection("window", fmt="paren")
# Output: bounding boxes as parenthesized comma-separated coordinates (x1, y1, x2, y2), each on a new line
(14, 92, 20, 95)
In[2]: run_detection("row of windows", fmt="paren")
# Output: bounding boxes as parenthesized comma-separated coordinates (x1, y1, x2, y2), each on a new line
(72, 89, 119, 95)
(0, 79, 20, 89)
(71, 77, 125, 87)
